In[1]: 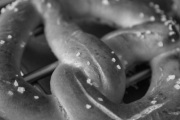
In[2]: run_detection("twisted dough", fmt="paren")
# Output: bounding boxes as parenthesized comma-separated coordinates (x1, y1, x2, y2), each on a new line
(35, 0, 180, 120)
(52, 49, 180, 120)
(0, 0, 180, 120)
(102, 21, 179, 69)
(0, 0, 63, 119)
(31, 0, 125, 103)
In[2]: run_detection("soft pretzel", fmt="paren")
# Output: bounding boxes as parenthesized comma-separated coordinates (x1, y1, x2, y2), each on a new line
(0, 0, 125, 119)
(33, 0, 180, 120)
(58, 0, 162, 28)
(52, 48, 180, 120)
(31, 0, 125, 103)
(0, 0, 64, 119)
(0, 0, 180, 120)
(102, 21, 179, 69)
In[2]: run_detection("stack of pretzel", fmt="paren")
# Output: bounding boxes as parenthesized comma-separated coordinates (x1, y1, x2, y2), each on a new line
(0, 0, 180, 120)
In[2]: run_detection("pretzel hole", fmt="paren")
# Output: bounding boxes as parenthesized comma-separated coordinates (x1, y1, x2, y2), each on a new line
(123, 62, 152, 103)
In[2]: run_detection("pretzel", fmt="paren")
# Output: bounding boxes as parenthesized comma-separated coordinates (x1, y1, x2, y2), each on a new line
(58, 0, 162, 28)
(0, 0, 180, 120)
(36, 0, 180, 120)
(102, 21, 180, 69)
(32, 0, 125, 103)
(52, 48, 180, 120)
(0, 0, 64, 119)
(0, 0, 124, 119)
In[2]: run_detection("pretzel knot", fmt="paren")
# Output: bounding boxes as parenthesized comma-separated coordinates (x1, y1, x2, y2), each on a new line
(0, 0, 180, 120)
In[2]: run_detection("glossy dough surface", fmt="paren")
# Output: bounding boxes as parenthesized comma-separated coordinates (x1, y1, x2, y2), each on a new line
(0, 0, 180, 120)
